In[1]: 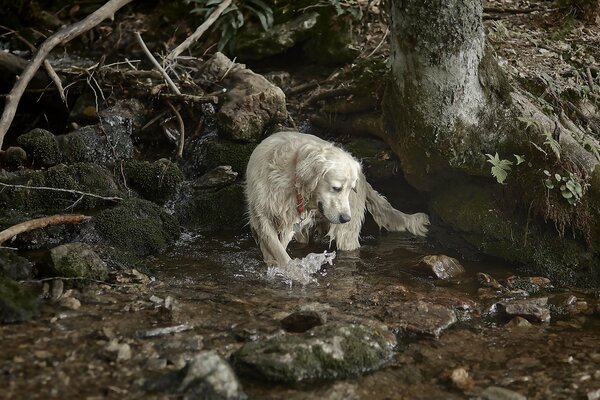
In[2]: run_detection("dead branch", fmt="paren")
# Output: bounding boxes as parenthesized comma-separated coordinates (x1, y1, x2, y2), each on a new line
(158, 92, 218, 103)
(43, 60, 67, 104)
(0, 214, 91, 245)
(166, 0, 233, 61)
(0, 182, 123, 202)
(306, 87, 356, 105)
(167, 101, 185, 158)
(134, 31, 181, 95)
(0, 0, 135, 150)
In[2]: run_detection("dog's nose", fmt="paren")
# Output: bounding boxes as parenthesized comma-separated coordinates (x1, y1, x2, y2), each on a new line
(339, 213, 351, 224)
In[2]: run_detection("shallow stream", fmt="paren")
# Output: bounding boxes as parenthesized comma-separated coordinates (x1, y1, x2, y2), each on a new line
(3, 223, 600, 399)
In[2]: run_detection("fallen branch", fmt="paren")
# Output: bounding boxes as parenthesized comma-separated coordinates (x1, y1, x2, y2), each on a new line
(0, 182, 123, 202)
(0, 0, 135, 150)
(0, 214, 91, 245)
(166, 0, 232, 61)
(43, 60, 67, 104)
(134, 31, 181, 95)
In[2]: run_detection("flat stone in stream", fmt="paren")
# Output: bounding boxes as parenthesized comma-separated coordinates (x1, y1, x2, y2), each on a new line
(384, 300, 458, 338)
(495, 297, 551, 323)
(146, 351, 246, 400)
(232, 323, 396, 382)
(480, 386, 527, 400)
(419, 255, 466, 279)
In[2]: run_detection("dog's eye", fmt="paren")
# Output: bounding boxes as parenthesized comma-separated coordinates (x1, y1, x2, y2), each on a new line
(332, 186, 342, 192)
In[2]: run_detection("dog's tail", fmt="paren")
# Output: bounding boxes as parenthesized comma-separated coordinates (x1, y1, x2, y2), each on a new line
(365, 181, 430, 236)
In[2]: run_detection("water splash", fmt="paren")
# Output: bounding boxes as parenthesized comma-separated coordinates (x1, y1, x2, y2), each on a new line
(266, 251, 336, 286)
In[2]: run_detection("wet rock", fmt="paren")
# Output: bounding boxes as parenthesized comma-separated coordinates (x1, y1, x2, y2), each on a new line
(504, 316, 533, 329)
(57, 101, 142, 163)
(58, 296, 81, 310)
(50, 242, 109, 283)
(17, 128, 61, 167)
(122, 159, 183, 204)
(281, 310, 325, 333)
(199, 53, 288, 141)
(588, 388, 600, 400)
(0, 146, 28, 168)
(147, 351, 246, 400)
(232, 323, 396, 382)
(234, 13, 319, 60)
(419, 255, 466, 279)
(183, 133, 255, 178)
(0, 249, 33, 280)
(106, 339, 132, 362)
(476, 272, 504, 290)
(505, 276, 553, 294)
(480, 386, 527, 400)
(193, 166, 238, 189)
(384, 300, 457, 338)
(0, 277, 39, 323)
(136, 324, 193, 338)
(93, 198, 180, 256)
(170, 181, 246, 231)
(345, 138, 400, 181)
(447, 367, 475, 391)
(495, 297, 551, 323)
(50, 279, 64, 300)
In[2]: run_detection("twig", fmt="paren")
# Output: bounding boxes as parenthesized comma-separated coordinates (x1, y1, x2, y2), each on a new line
(166, 0, 233, 61)
(365, 27, 389, 59)
(158, 92, 218, 103)
(43, 60, 67, 105)
(134, 31, 181, 95)
(0, 0, 135, 150)
(0, 182, 123, 202)
(167, 101, 185, 158)
(0, 214, 91, 245)
(306, 86, 356, 105)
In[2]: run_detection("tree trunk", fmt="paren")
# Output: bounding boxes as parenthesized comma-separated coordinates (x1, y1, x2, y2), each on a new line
(383, 0, 600, 286)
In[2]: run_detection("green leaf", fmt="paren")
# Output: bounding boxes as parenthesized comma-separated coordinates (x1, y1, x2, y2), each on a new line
(514, 154, 525, 165)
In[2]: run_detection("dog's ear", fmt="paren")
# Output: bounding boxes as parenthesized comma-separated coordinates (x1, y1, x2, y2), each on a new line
(295, 143, 329, 194)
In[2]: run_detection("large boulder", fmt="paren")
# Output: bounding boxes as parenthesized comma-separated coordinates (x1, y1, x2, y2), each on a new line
(183, 132, 255, 178)
(232, 323, 396, 382)
(0, 249, 33, 281)
(199, 53, 288, 141)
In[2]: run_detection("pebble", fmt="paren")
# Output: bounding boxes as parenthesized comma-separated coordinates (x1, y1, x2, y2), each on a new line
(449, 367, 475, 391)
(419, 255, 466, 279)
(480, 386, 527, 400)
(59, 297, 81, 310)
(505, 316, 533, 329)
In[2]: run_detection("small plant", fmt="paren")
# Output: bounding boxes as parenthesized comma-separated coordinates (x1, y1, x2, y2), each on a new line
(486, 153, 525, 184)
(186, 0, 274, 52)
(518, 116, 561, 160)
(543, 170, 585, 206)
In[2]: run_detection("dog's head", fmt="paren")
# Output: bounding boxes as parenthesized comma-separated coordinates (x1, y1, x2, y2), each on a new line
(296, 143, 361, 225)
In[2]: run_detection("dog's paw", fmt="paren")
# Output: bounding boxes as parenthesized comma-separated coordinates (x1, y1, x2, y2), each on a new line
(407, 213, 430, 237)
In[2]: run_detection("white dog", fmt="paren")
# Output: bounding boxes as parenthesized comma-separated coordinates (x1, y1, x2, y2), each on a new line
(245, 131, 430, 266)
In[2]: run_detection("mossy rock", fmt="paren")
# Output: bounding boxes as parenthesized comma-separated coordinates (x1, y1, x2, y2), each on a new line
(232, 323, 396, 382)
(0, 277, 39, 323)
(50, 243, 109, 283)
(184, 133, 256, 178)
(17, 128, 61, 167)
(122, 159, 183, 204)
(94, 198, 180, 257)
(0, 146, 28, 168)
(173, 183, 246, 231)
(0, 249, 33, 281)
(0, 163, 122, 213)
(430, 182, 599, 287)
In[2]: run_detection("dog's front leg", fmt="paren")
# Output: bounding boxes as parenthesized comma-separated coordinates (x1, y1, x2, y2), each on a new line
(252, 219, 292, 266)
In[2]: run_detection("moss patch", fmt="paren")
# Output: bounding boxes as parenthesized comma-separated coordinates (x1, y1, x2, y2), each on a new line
(50, 243, 109, 283)
(184, 133, 256, 178)
(122, 159, 183, 204)
(0, 277, 39, 323)
(94, 198, 180, 256)
(17, 128, 61, 167)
